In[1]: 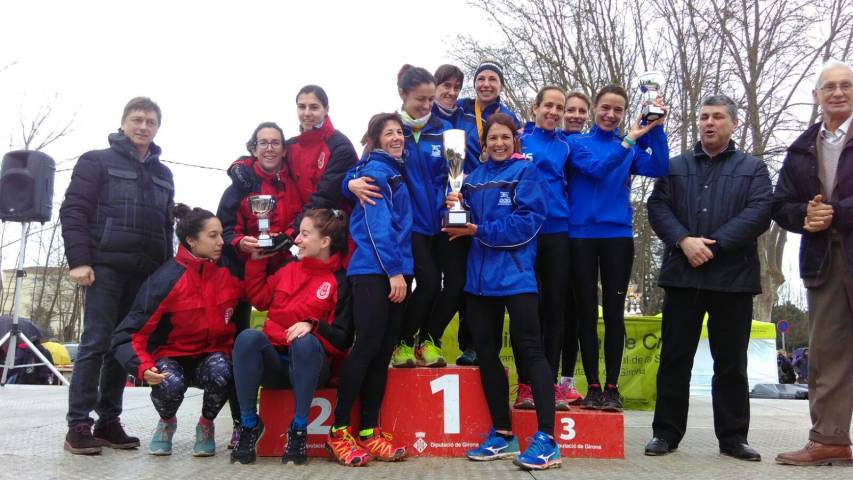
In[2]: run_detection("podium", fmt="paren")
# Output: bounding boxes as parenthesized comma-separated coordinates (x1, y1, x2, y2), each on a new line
(256, 366, 623, 459)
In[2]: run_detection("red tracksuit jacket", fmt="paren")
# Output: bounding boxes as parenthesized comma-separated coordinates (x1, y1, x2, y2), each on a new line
(111, 246, 244, 379)
(245, 253, 353, 356)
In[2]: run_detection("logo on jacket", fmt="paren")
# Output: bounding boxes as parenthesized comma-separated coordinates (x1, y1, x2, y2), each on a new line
(524, 152, 534, 161)
(224, 307, 234, 325)
(317, 152, 326, 170)
(498, 191, 512, 206)
(316, 282, 331, 300)
(431, 144, 442, 157)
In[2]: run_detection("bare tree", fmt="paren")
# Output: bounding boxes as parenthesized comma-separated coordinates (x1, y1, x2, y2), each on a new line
(450, 0, 851, 318)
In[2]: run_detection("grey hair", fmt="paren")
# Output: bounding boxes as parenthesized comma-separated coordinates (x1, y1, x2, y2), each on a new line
(701, 94, 738, 122)
(815, 58, 853, 89)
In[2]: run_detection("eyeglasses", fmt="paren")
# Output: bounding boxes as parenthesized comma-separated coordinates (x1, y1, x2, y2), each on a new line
(256, 140, 282, 149)
(819, 82, 852, 93)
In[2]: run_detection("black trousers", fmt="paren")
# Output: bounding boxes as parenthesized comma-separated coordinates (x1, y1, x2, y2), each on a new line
(468, 293, 555, 436)
(516, 233, 570, 383)
(401, 233, 442, 345)
(652, 288, 753, 447)
(67, 265, 144, 427)
(561, 286, 580, 378)
(570, 237, 634, 386)
(425, 233, 471, 345)
(334, 274, 411, 428)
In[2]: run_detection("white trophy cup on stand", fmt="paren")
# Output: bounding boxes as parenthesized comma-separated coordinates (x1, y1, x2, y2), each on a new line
(637, 71, 666, 123)
(249, 194, 276, 249)
(442, 129, 471, 227)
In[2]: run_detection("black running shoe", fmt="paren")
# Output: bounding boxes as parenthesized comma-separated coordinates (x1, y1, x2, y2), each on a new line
(230, 420, 265, 464)
(282, 423, 308, 465)
(580, 385, 603, 410)
(600, 386, 623, 412)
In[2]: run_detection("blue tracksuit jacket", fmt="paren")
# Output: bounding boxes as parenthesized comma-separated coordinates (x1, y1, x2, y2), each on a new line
(520, 122, 569, 234)
(461, 154, 546, 296)
(567, 124, 669, 238)
(347, 150, 413, 277)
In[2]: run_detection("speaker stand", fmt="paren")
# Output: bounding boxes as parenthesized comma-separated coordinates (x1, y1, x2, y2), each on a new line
(0, 222, 68, 386)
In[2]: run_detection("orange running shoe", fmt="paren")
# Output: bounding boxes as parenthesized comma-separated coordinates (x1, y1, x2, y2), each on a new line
(326, 427, 371, 467)
(358, 428, 407, 461)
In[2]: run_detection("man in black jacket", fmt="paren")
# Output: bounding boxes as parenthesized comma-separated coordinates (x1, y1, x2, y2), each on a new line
(774, 60, 853, 467)
(60, 97, 174, 455)
(644, 94, 772, 461)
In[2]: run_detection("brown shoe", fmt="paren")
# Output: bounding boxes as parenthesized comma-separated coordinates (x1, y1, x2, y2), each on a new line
(775, 441, 852, 466)
(64, 423, 102, 455)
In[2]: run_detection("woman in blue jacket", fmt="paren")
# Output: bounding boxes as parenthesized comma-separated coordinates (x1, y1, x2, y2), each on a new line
(568, 84, 669, 411)
(327, 113, 412, 466)
(558, 90, 591, 406)
(457, 60, 521, 153)
(514, 86, 572, 411)
(347, 65, 452, 368)
(425, 64, 481, 366)
(443, 113, 559, 471)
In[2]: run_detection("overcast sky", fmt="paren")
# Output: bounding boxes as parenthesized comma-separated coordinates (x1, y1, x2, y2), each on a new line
(0, 0, 805, 305)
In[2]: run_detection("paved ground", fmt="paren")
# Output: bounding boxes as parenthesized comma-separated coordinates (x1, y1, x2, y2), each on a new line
(0, 384, 849, 480)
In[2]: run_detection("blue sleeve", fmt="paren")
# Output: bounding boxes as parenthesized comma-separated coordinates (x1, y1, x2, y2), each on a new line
(475, 165, 547, 247)
(464, 125, 482, 173)
(570, 136, 632, 180)
(362, 168, 404, 277)
(631, 126, 669, 177)
(339, 163, 358, 204)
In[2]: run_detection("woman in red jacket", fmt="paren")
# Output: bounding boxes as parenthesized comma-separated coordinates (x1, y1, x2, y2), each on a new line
(287, 85, 358, 232)
(230, 208, 353, 466)
(111, 204, 243, 457)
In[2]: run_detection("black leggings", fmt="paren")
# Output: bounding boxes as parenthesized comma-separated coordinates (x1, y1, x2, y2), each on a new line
(569, 237, 634, 387)
(401, 233, 442, 345)
(425, 233, 471, 345)
(232, 329, 329, 422)
(468, 293, 554, 436)
(561, 289, 580, 378)
(150, 353, 232, 421)
(334, 274, 411, 428)
(516, 233, 570, 384)
(227, 301, 252, 424)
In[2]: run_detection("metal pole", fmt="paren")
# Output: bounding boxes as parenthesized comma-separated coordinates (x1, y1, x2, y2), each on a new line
(0, 223, 69, 386)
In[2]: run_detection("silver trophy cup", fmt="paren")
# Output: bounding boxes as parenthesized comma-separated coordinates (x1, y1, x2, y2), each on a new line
(637, 71, 666, 123)
(443, 129, 471, 227)
(249, 194, 276, 248)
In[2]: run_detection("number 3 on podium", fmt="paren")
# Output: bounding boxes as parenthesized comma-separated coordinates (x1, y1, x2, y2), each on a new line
(430, 374, 460, 434)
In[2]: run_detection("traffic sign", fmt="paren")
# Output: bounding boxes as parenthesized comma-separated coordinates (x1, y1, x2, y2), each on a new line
(777, 320, 790, 333)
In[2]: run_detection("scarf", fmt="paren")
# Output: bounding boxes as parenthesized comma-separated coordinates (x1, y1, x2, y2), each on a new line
(400, 109, 431, 143)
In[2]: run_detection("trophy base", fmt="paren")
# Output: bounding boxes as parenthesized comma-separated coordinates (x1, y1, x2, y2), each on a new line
(257, 237, 274, 248)
(642, 105, 666, 123)
(443, 210, 470, 228)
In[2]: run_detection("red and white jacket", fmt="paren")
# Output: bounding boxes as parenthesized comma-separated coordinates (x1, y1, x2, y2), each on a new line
(111, 245, 244, 379)
(217, 157, 303, 259)
(245, 253, 353, 357)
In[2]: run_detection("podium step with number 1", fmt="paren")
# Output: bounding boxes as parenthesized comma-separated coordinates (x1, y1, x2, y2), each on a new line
(257, 366, 623, 458)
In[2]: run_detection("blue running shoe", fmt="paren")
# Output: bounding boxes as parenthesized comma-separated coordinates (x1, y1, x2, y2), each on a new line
(466, 428, 520, 461)
(514, 431, 562, 470)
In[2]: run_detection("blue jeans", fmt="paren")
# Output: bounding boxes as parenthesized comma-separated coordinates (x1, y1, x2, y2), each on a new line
(66, 265, 144, 427)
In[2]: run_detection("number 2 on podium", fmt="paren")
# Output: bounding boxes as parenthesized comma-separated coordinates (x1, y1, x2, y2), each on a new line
(430, 374, 460, 434)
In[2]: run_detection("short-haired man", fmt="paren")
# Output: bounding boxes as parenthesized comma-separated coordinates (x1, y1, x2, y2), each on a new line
(645, 94, 772, 461)
(774, 60, 853, 466)
(60, 97, 174, 454)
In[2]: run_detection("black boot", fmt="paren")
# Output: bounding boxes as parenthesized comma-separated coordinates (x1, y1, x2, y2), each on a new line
(93, 418, 139, 449)
(64, 423, 102, 455)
